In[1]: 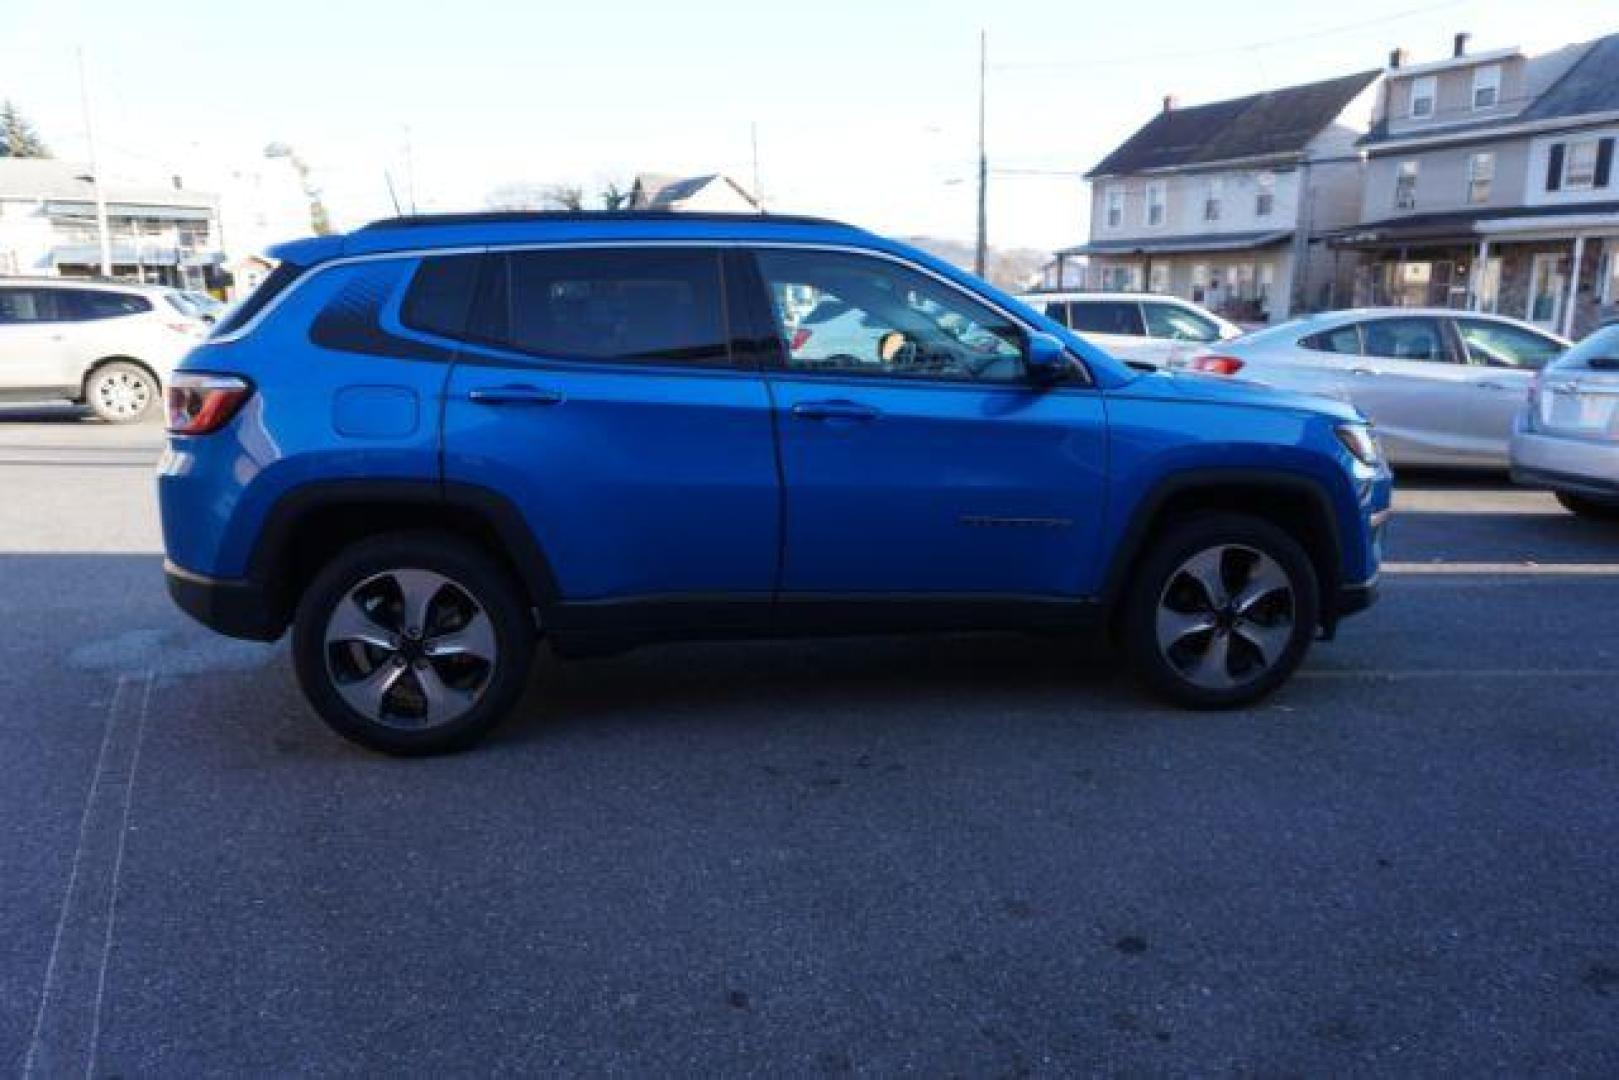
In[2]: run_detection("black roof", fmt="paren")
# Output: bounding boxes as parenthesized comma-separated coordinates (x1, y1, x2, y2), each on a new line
(359, 210, 835, 231)
(1333, 200, 1619, 245)
(1088, 70, 1380, 178)
(1518, 33, 1619, 122)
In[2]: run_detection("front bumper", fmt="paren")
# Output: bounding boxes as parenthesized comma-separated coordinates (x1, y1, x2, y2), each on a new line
(164, 560, 285, 642)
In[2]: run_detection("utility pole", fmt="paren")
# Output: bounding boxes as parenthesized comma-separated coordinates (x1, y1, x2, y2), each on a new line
(974, 30, 988, 279)
(76, 47, 113, 278)
(750, 121, 762, 209)
(403, 125, 418, 214)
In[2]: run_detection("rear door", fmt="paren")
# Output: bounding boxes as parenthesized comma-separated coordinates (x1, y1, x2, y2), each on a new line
(0, 288, 81, 395)
(1341, 316, 1491, 463)
(441, 246, 780, 601)
(747, 245, 1108, 598)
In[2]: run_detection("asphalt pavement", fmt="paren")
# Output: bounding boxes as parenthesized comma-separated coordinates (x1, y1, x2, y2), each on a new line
(2, 407, 1616, 1075)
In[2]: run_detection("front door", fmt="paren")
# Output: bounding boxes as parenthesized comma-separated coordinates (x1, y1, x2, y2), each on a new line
(1346, 315, 1491, 463)
(748, 246, 1108, 598)
(1527, 253, 1568, 331)
(441, 247, 780, 602)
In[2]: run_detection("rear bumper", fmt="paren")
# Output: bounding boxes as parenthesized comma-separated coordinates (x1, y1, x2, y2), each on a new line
(1510, 427, 1619, 496)
(164, 560, 284, 642)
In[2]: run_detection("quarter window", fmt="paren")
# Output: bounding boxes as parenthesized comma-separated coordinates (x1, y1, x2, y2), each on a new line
(401, 254, 482, 339)
(1455, 318, 1564, 370)
(1360, 317, 1451, 362)
(755, 249, 1026, 383)
(494, 248, 730, 366)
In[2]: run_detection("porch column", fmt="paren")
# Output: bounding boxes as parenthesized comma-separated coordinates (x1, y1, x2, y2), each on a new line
(1469, 237, 1490, 311)
(1562, 235, 1586, 338)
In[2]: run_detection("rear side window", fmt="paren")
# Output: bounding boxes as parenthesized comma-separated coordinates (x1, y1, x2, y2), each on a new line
(70, 290, 152, 320)
(213, 261, 304, 338)
(1067, 300, 1145, 337)
(1361, 317, 1452, 362)
(1302, 326, 1363, 354)
(488, 248, 730, 366)
(1040, 301, 1072, 328)
(401, 255, 483, 338)
(0, 288, 75, 323)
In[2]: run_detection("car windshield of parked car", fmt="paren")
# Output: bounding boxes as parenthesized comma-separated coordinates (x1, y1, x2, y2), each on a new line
(758, 249, 1025, 382)
(1143, 302, 1221, 343)
(1548, 325, 1619, 372)
(1456, 318, 1564, 370)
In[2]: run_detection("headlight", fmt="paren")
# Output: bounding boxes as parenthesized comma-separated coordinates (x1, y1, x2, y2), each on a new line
(1335, 423, 1381, 467)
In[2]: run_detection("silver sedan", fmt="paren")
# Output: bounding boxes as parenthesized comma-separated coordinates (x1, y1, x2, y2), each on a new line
(1171, 308, 1569, 467)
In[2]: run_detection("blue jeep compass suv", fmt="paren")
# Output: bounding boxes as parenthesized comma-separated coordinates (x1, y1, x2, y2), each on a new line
(160, 212, 1390, 753)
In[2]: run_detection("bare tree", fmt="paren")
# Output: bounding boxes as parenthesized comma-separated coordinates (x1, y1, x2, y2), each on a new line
(485, 181, 588, 212)
(264, 141, 332, 234)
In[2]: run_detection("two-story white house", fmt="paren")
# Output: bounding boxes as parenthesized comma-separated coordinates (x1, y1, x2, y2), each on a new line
(1337, 31, 1619, 337)
(1059, 70, 1380, 322)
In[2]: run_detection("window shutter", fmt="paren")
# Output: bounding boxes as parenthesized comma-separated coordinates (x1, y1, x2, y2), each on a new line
(1596, 138, 1615, 188)
(1547, 143, 1565, 191)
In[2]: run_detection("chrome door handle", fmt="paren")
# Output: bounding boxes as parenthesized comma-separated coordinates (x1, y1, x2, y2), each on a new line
(1349, 367, 1378, 377)
(791, 400, 880, 421)
(1474, 381, 1511, 391)
(467, 384, 564, 406)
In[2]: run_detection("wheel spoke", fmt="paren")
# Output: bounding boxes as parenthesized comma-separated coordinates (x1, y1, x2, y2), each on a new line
(335, 660, 409, 720)
(1234, 619, 1292, 667)
(324, 595, 396, 651)
(1156, 607, 1217, 652)
(390, 570, 447, 637)
(1177, 546, 1231, 610)
(1187, 628, 1235, 688)
(414, 664, 478, 725)
(423, 609, 495, 663)
(1233, 555, 1291, 616)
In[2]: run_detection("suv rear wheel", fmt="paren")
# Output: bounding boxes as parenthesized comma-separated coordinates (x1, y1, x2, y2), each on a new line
(1121, 513, 1320, 709)
(85, 361, 158, 423)
(292, 532, 536, 754)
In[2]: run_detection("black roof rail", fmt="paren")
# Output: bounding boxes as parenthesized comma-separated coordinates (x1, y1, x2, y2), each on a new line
(357, 210, 851, 231)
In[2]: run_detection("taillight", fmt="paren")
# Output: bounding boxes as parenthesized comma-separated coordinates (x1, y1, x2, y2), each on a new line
(166, 373, 253, 435)
(1189, 355, 1246, 376)
(789, 327, 813, 351)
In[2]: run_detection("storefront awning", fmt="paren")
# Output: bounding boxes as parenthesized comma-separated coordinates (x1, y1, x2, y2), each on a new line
(1058, 230, 1292, 257)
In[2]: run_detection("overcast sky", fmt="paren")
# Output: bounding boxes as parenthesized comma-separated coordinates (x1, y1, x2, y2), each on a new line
(2, 0, 1614, 252)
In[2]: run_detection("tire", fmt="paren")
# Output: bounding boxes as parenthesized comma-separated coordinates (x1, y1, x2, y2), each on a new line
(85, 361, 159, 424)
(1120, 513, 1320, 710)
(292, 532, 536, 755)
(1555, 492, 1619, 521)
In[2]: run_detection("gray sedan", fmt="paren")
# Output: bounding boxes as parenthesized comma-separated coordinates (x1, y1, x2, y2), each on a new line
(1172, 308, 1568, 467)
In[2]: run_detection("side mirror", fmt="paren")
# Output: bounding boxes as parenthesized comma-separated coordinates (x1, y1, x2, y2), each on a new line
(1025, 331, 1069, 384)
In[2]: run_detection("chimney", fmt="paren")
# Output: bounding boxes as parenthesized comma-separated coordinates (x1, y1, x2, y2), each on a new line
(1453, 32, 1471, 58)
(1162, 94, 1179, 114)
(1389, 47, 1409, 69)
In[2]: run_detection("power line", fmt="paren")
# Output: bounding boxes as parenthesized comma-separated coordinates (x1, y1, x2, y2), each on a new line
(992, 0, 1471, 71)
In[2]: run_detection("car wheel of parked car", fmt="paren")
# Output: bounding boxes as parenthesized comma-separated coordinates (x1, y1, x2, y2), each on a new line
(1555, 492, 1619, 521)
(292, 532, 536, 755)
(85, 361, 158, 423)
(1122, 514, 1320, 709)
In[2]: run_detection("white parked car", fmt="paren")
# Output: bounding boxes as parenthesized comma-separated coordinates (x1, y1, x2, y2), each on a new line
(0, 278, 204, 422)
(1173, 308, 1569, 467)
(1511, 322, 1619, 519)
(1018, 292, 1243, 369)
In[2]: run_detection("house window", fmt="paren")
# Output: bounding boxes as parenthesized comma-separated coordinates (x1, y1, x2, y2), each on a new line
(1395, 161, 1419, 209)
(1410, 76, 1437, 118)
(1472, 65, 1501, 109)
(1105, 187, 1125, 229)
(1203, 178, 1222, 222)
(1603, 243, 1619, 306)
(1145, 182, 1166, 227)
(1255, 172, 1275, 217)
(1467, 153, 1494, 204)
(1149, 262, 1170, 294)
(1565, 139, 1599, 190)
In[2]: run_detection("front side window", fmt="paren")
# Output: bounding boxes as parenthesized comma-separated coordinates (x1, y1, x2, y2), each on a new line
(1455, 318, 1564, 369)
(1145, 182, 1166, 227)
(1143, 302, 1220, 343)
(1565, 139, 1599, 190)
(756, 248, 1025, 383)
(1360, 317, 1452, 362)
(1472, 65, 1501, 109)
(0, 289, 75, 323)
(496, 248, 729, 366)
(1395, 161, 1420, 209)
(1068, 300, 1145, 337)
(1467, 153, 1495, 204)
(1410, 76, 1437, 118)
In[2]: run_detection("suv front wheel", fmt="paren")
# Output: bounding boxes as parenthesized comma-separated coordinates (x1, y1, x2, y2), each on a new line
(1121, 513, 1320, 709)
(292, 532, 536, 754)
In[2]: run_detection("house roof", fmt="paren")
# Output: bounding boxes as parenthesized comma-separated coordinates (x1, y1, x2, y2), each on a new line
(1332, 200, 1619, 245)
(0, 157, 217, 209)
(1059, 230, 1294, 257)
(628, 172, 761, 211)
(1087, 70, 1380, 178)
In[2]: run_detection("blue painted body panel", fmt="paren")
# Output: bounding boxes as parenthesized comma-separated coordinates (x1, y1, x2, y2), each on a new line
(160, 215, 1389, 620)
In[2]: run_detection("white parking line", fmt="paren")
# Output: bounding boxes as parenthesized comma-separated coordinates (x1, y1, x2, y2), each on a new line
(1383, 561, 1619, 576)
(1300, 668, 1615, 680)
(23, 671, 154, 1080)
